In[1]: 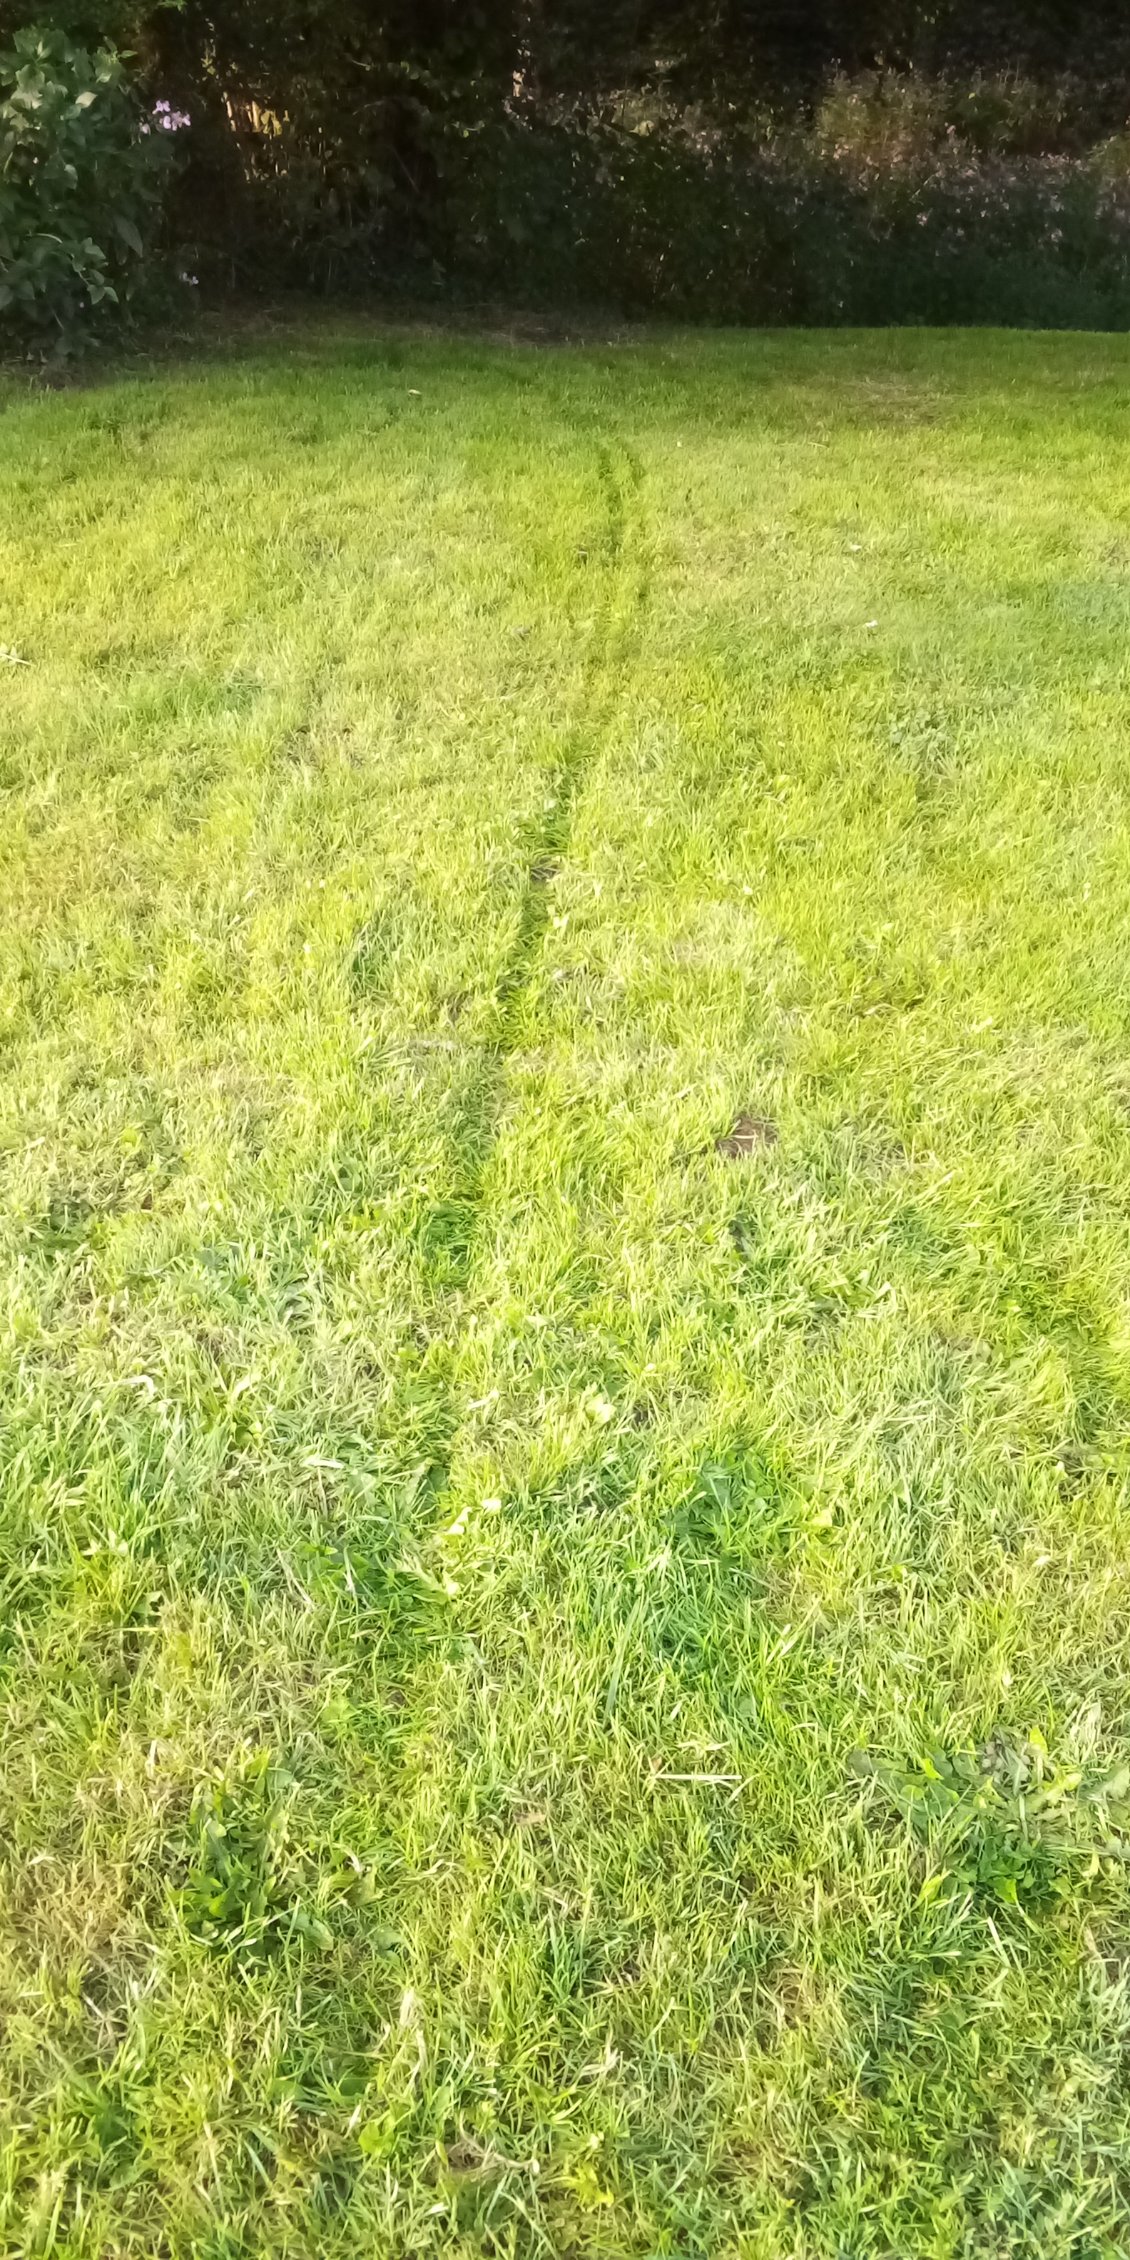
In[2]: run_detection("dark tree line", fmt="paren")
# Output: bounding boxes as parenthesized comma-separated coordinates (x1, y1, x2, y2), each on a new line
(10, 0, 1130, 112)
(6, 0, 1130, 317)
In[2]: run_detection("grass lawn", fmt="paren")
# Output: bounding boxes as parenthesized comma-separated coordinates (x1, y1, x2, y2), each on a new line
(5, 317, 1130, 2258)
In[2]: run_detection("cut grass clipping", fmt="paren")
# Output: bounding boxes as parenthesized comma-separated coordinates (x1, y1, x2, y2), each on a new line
(3, 320, 1130, 2256)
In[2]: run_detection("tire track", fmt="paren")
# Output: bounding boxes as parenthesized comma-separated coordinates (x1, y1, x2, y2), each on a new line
(327, 430, 648, 1602)
(308, 439, 651, 2154)
(420, 429, 649, 1350)
(272, 425, 646, 1564)
(311, 432, 651, 2032)
(493, 435, 646, 1044)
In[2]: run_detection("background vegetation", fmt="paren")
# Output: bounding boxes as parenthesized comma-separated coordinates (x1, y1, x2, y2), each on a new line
(6, 1, 1130, 342)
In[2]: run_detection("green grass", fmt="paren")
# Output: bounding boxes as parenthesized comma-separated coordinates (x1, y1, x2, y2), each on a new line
(4, 317, 1130, 2258)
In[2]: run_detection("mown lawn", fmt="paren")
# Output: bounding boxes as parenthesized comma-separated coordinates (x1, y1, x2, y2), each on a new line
(4, 319, 1130, 2258)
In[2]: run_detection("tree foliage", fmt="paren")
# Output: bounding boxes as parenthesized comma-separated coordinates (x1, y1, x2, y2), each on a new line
(3, 0, 1130, 326)
(0, 24, 169, 350)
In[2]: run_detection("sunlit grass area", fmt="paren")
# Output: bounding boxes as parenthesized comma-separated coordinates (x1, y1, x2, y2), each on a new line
(4, 320, 1130, 2256)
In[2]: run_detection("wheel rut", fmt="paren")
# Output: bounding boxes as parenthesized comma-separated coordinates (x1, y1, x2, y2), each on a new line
(412, 427, 651, 1513)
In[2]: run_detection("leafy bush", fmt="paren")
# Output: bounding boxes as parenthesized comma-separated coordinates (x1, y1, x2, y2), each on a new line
(0, 26, 170, 354)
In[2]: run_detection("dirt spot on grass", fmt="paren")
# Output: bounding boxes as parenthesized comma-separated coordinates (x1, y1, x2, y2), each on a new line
(443, 2137, 488, 2176)
(715, 1114, 778, 1159)
(439, 2134, 516, 2182)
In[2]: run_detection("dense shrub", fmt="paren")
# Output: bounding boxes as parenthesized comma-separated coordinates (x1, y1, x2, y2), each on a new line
(158, 46, 1130, 331)
(0, 26, 171, 352)
(424, 115, 1130, 329)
